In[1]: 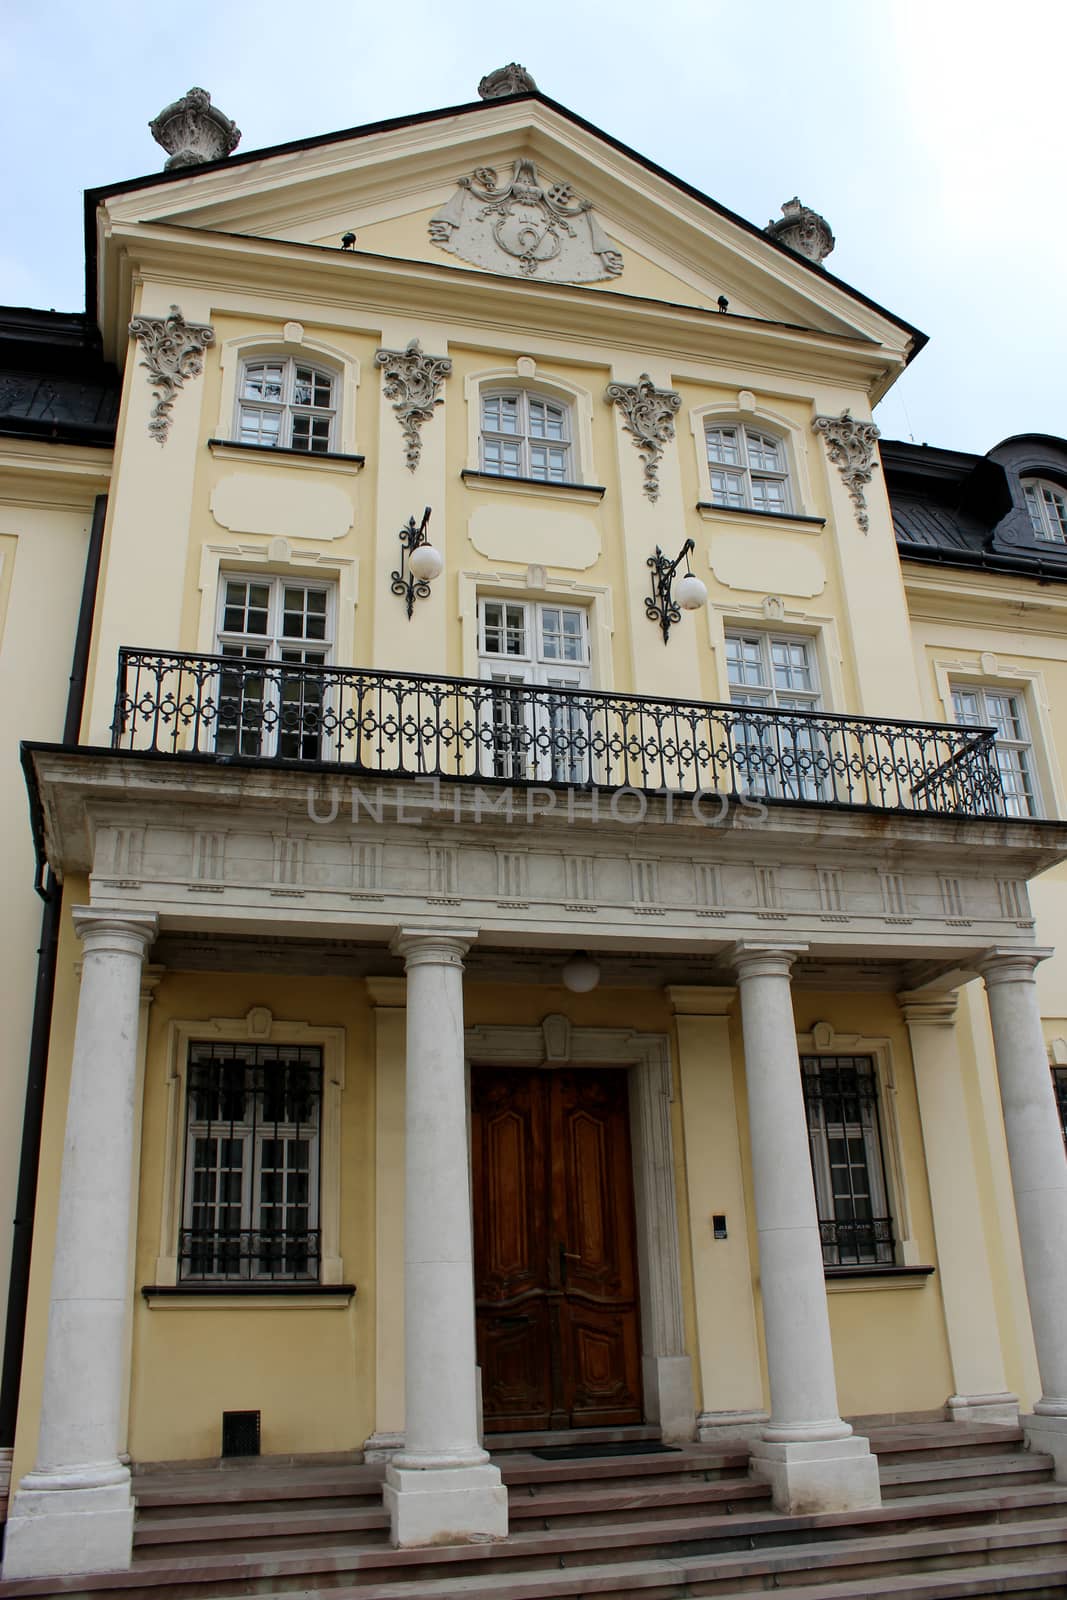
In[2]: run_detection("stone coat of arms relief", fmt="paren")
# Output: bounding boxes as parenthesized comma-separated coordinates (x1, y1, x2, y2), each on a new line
(429, 159, 624, 283)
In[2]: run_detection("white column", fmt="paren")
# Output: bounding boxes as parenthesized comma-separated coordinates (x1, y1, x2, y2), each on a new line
(980, 950, 1067, 1474)
(734, 944, 880, 1514)
(3, 908, 157, 1580)
(899, 992, 1017, 1424)
(383, 930, 506, 1547)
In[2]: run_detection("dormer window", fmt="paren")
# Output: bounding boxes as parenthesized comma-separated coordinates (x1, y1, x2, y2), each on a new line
(480, 391, 572, 482)
(237, 358, 337, 453)
(706, 425, 791, 513)
(1023, 478, 1067, 543)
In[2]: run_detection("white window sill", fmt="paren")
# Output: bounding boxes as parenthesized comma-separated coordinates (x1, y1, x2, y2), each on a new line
(461, 468, 605, 505)
(825, 1267, 935, 1294)
(208, 439, 364, 474)
(696, 502, 825, 533)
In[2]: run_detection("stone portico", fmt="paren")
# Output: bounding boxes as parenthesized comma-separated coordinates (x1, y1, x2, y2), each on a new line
(5, 748, 1067, 1574)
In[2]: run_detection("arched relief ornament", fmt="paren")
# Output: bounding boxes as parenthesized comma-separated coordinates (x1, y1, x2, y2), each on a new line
(813, 410, 880, 532)
(606, 374, 682, 503)
(374, 339, 453, 470)
(128, 304, 215, 445)
(430, 160, 623, 283)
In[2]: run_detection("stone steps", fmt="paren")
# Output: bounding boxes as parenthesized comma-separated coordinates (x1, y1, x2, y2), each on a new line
(2, 1425, 1065, 1600)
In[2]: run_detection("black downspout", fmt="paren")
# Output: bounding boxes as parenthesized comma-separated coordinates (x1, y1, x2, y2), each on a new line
(0, 491, 108, 1453)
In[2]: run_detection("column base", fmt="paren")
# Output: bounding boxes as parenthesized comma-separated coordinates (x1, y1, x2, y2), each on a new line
(697, 1409, 769, 1444)
(2, 1476, 134, 1579)
(946, 1392, 1019, 1425)
(643, 1355, 696, 1443)
(384, 1463, 508, 1547)
(1023, 1413, 1067, 1480)
(749, 1435, 881, 1515)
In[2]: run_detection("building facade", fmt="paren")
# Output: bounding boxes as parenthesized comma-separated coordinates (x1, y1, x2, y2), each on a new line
(2, 68, 1067, 1581)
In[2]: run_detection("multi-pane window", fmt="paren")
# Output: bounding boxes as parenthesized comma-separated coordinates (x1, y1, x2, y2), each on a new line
(216, 575, 332, 760)
(802, 1055, 894, 1267)
(952, 685, 1037, 818)
(480, 392, 572, 482)
(236, 358, 337, 453)
(180, 1043, 322, 1282)
(706, 425, 791, 513)
(1054, 1067, 1067, 1145)
(479, 599, 589, 780)
(1023, 478, 1067, 544)
(725, 630, 824, 799)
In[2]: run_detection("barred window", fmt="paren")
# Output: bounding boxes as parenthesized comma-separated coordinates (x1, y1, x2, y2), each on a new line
(801, 1055, 895, 1267)
(180, 1043, 322, 1282)
(1054, 1067, 1067, 1145)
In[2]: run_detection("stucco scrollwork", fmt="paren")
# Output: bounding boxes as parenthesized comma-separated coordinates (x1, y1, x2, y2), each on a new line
(813, 410, 881, 532)
(374, 339, 453, 470)
(128, 304, 215, 445)
(765, 197, 835, 265)
(606, 374, 682, 503)
(430, 159, 623, 283)
(149, 87, 241, 170)
(477, 63, 538, 99)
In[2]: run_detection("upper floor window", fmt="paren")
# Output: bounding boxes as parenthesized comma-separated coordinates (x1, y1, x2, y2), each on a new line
(1023, 478, 1067, 543)
(802, 1055, 895, 1267)
(237, 358, 337, 453)
(706, 425, 791, 513)
(478, 599, 589, 782)
(725, 631, 820, 711)
(481, 391, 572, 483)
(951, 684, 1037, 818)
(216, 574, 333, 760)
(725, 629, 823, 800)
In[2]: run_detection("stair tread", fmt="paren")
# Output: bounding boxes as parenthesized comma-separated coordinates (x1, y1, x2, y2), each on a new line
(507, 1476, 766, 1516)
(881, 1453, 1054, 1482)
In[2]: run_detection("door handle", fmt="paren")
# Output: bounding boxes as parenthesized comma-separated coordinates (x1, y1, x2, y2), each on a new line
(558, 1243, 580, 1284)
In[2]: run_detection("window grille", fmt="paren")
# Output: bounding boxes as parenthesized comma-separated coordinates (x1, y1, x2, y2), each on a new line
(180, 1043, 322, 1282)
(801, 1054, 895, 1266)
(1054, 1066, 1067, 1145)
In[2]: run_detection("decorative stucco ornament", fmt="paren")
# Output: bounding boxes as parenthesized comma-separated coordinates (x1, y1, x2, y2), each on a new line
(813, 410, 881, 532)
(765, 197, 835, 265)
(128, 305, 215, 445)
(374, 339, 453, 470)
(605, 375, 682, 503)
(149, 87, 241, 170)
(429, 160, 623, 283)
(478, 63, 538, 99)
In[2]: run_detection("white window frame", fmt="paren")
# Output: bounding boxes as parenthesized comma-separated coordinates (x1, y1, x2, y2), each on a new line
(463, 363, 595, 491)
(154, 1010, 346, 1290)
(705, 423, 793, 514)
(214, 573, 336, 761)
(1022, 477, 1067, 544)
(724, 627, 825, 800)
(479, 389, 574, 483)
(212, 330, 360, 459)
(235, 355, 339, 454)
(477, 598, 591, 781)
(950, 681, 1040, 819)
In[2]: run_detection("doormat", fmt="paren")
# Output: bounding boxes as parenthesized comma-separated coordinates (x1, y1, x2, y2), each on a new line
(530, 1441, 682, 1461)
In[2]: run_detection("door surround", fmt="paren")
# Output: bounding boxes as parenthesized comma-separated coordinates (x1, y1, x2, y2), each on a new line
(465, 1015, 695, 1442)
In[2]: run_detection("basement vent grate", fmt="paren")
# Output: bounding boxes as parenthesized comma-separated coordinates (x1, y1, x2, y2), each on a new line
(221, 1409, 261, 1457)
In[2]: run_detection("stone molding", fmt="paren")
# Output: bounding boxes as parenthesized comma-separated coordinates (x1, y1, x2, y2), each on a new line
(430, 159, 623, 283)
(765, 198, 835, 264)
(897, 991, 960, 1027)
(605, 374, 682, 502)
(478, 63, 538, 99)
(149, 87, 240, 170)
(374, 340, 452, 470)
(813, 411, 881, 532)
(128, 306, 215, 445)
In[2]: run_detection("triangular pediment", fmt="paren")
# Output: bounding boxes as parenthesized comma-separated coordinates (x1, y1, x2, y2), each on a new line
(97, 96, 918, 364)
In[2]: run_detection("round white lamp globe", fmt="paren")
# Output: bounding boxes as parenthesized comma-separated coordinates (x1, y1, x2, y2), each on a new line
(408, 541, 444, 583)
(562, 952, 601, 993)
(676, 572, 708, 611)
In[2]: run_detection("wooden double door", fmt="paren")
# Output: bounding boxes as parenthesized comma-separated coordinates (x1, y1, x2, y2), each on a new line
(472, 1066, 643, 1432)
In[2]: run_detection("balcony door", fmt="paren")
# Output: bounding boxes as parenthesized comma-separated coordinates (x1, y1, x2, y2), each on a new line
(472, 1066, 643, 1432)
(478, 599, 590, 782)
(215, 576, 333, 759)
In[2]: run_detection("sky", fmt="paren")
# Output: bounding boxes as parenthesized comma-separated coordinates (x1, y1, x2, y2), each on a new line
(2, 0, 1064, 452)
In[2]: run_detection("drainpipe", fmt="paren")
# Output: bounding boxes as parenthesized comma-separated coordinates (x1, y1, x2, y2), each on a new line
(0, 491, 108, 1460)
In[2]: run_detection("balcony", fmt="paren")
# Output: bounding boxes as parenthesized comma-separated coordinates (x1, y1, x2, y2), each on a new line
(110, 648, 1004, 819)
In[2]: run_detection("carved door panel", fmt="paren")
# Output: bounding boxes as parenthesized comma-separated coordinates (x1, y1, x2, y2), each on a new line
(473, 1066, 642, 1432)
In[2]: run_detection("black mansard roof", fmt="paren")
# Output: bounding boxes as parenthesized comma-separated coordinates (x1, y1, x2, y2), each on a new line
(0, 307, 119, 447)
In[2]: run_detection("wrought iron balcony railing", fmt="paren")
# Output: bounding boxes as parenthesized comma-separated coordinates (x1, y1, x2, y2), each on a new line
(111, 647, 1005, 818)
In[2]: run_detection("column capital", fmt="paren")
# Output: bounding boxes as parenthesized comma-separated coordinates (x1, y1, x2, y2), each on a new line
(71, 907, 158, 959)
(978, 947, 1054, 987)
(666, 984, 736, 1016)
(731, 942, 808, 982)
(391, 927, 479, 969)
(898, 990, 960, 1028)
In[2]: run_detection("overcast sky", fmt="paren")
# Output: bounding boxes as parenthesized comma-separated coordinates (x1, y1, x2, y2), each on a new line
(3, 0, 1063, 452)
